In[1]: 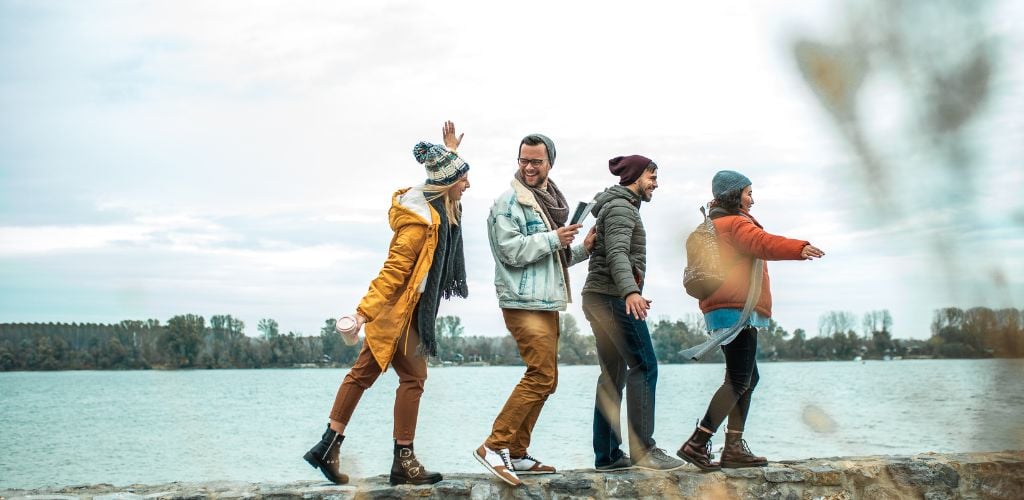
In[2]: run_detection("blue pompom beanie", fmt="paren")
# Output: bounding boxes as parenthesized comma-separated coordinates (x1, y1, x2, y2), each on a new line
(412, 141, 470, 185)
(712, 170, 752, 199)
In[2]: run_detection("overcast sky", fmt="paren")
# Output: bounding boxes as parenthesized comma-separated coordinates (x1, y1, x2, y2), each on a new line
(1, 0, 1021, 341)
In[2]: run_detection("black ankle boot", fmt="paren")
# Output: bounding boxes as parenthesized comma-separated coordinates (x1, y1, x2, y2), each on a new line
(676, 425, 721, 471)
(390, 442, 443, 486)
(303, 424, 349, 484)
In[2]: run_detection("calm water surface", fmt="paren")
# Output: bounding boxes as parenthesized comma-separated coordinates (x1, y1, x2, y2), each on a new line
(1, 358, 1022, 488)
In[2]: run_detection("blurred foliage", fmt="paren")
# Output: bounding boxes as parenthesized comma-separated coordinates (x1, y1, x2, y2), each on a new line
(2, 308, 1020, 371)
(0, 314, 360, 371)
(794, 0, 1018, 307)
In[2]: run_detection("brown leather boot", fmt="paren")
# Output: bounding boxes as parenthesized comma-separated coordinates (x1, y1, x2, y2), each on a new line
(390, 442, 443, 486)
(720, 430, 767, 468)
(676, 425, 721, 471)
(302, 424, 350, 484)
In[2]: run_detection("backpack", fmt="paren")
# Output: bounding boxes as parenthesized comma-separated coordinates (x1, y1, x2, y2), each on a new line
(682, 206, 728, 300)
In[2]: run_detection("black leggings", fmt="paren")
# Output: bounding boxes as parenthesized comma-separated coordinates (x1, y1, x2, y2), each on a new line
(700, 327, 759, 433)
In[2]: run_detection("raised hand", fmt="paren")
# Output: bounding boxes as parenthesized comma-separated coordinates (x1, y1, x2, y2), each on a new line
(443, 120, 463, 151)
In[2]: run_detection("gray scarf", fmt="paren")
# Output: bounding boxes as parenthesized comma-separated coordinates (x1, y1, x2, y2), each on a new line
(515, 171, 569, 227)
(414, 197, 468, 357)
(515, 171, 573, 274)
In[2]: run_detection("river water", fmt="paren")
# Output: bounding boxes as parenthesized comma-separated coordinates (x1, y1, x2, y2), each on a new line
(1, 359, 1021, 488)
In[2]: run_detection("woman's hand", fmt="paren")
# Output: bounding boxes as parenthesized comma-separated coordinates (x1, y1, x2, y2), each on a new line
(443, 120, 463, 151)
(801, 244, 825, 259)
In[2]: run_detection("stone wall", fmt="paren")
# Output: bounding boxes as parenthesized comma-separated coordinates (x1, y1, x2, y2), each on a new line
(3, 451, 1021, 500)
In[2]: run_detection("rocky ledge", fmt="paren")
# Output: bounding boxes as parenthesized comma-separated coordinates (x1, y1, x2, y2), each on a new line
(3, 451, 1022, 500)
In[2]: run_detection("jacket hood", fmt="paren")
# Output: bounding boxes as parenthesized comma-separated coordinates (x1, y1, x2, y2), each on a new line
(390, 187, 435, 230)
(590, 185, 641, 216)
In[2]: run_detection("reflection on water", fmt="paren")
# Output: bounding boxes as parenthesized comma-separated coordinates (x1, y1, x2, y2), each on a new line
(0, 359, 1021, 488)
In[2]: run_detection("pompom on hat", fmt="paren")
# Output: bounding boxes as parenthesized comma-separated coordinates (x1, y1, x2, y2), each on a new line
(609, 155, 655, 186)
(711, 170, 751, 199)
(412, 141, 470, 185)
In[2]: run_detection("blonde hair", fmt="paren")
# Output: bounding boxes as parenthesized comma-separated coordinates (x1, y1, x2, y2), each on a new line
(421, 175, 465, 224)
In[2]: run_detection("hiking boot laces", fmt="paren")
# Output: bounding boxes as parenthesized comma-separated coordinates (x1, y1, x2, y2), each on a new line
(739, 438, 753, 456)
(704, 440, 716, 460)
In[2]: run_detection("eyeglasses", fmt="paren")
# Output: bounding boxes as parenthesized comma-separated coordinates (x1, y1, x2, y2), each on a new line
(517, 158, 546, 167)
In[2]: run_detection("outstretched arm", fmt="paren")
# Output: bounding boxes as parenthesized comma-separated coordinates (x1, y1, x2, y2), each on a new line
(729, 217, 811, 261)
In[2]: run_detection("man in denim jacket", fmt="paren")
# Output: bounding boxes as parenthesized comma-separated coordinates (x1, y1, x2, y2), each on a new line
(473, 133, 593, 487)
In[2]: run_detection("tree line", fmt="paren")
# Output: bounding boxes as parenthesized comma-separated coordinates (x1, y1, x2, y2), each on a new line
(1, 306, 1020, 371)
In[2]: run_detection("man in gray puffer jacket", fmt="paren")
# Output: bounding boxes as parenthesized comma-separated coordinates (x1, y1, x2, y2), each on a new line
(582, 155, 686, 472)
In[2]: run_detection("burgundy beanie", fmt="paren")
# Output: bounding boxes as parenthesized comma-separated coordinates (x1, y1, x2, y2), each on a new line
(609, 155, 655, 185)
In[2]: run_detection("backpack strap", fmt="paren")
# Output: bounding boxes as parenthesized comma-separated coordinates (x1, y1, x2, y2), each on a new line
(679, 258, 764, 361)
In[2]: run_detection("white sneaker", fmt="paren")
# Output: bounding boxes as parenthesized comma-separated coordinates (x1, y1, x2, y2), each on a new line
(474, 445, 522, 486)
(510, 453, 557, 475)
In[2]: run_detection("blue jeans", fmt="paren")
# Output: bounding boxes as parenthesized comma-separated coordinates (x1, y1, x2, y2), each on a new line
(582, 292, 659, 466)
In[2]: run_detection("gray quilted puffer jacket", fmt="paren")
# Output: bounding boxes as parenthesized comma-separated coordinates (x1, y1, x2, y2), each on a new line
(582, 185, 647, 298)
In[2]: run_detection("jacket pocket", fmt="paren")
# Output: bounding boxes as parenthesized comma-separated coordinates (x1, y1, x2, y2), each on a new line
(525, 219, 545, 235)
(517, 268, 530, 295)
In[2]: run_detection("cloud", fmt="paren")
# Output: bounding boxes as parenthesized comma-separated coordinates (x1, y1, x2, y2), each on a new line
(0, 0, 1020, 340)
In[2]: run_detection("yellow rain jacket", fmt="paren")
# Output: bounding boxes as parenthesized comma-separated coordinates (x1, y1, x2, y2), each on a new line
(356, 187, 439, 371)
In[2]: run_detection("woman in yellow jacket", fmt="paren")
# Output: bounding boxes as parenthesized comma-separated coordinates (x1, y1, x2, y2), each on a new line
(304, 122, 471, 486)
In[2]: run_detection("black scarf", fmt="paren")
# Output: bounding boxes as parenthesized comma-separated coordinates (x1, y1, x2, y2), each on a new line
(415, 196, 468, 357)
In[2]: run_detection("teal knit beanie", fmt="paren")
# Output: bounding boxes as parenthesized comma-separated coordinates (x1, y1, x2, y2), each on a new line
(712, 170, 751, 199)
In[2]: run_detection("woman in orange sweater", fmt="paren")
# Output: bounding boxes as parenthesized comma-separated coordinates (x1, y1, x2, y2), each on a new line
(304, 122, 471, 486)
(676, 170, 824, 471)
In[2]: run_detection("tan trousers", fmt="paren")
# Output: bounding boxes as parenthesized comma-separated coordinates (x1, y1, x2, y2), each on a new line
(329, 324, 427, 441)
(484, 309, 559, 456)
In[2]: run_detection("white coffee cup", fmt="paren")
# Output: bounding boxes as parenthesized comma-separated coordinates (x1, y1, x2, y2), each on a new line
(336, 315, 361, 346)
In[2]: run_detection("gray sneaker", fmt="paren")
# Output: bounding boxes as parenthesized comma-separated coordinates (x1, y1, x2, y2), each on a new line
(595, 454, 632, 472)
(632, 447, 686, 471)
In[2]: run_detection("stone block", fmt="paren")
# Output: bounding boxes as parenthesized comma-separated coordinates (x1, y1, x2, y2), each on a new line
(723, 467, 763, 479)
(508, 481, 545, 499)
(922, 490, 958, 500)
(803, 465, 843, 486)
(468, 483, 499, 500)
(298, 484, 357, 500)
(745, 482, 801, 500)
(764, 467, 806, 483)
(213, 491, 259, 500)
(7, 496, 82, 500)
(142, 492, 183, 500)
(861, 484, 903, 500)
(95, 493, 146, 500)
(604, 475, 637, 498)
(887, 461, 959, 490)
(263, 492, 304, 500)
(800, 490, 851, 500)
(428, 479, 470, 498)
(144, 492, 207, 500)
(546, 475, 594, 494)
